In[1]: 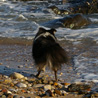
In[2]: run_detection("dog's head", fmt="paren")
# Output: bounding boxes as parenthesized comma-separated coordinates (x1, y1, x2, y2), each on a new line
(34, 27, 57, 41)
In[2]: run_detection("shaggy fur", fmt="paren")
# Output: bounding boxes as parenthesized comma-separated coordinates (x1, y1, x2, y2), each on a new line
(32, 27, 68, 81)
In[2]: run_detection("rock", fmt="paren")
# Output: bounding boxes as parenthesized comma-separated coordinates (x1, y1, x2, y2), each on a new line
(63, 82, 71, 88)
(0, 63, 3, 65)
(7, 94, 13, 98)
(7, 90, 12, 94)
(1, 95, 6, 98)
(57, 83, 63, 88)
(93, 93, 98, 97)
(16, 83, 27, 88)
(68, 83, 91, 94)
(54, 89, 62, 96)
(45, 90, 54, 97)
(60, 90, 68, 96)
(53, 82, 58, 86)
(41, 14, 91, 29)
(44, 85, 51, 91)
(4, 79, 12, 84)
(2, 89, 7, 93)
(20, 96, 25, 98)
(13, 95, 20, 98)
(60, 14, 91, 29)
(9, 89, 18, 93)
(48, 80, 54, 85)
(9, 72, 24, 79)
(33, 84, 44, 88)
(67, 0, 98, 14)
(48, 5, 70, 15)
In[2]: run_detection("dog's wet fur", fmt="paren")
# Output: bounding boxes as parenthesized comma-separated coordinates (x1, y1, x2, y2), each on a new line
(32, 27, 68, 81)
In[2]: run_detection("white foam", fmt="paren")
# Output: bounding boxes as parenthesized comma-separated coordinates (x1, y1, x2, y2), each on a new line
(56, 28, 98, 43)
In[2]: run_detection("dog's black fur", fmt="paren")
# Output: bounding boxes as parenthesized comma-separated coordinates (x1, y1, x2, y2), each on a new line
(32, 27, 68, 81)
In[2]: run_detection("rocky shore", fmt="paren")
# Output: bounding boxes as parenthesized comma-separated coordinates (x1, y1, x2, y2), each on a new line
(0, 72, 96, 98)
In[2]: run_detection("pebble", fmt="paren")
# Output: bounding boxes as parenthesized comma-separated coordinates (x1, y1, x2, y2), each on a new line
(4, 79, 12, 84)
(45, 90, 54, 97)
(68, 83, 91, 94)
(93, 93, 98, 97)
(1, 95, 6, 98)
(16, 83, 27, 88)
(54, 89, 62, 96)
(0, 63, 3, 65)
(44, 85, 51, 91)
(13, 95, 20, 98)
(0, 73, 93, 98)
(9, 72, 24, 79)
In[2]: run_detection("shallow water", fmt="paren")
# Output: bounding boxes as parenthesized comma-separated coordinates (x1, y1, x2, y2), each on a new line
(0, 0, 98, 85)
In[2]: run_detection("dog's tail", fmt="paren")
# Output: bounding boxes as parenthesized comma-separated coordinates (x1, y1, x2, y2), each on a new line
(46, 43, 68, 71)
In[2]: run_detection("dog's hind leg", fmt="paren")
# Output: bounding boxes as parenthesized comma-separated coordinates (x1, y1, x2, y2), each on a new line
(36, 70, 41, 78)
(36, 65, 46, 78)
(54, 70, 58, 81)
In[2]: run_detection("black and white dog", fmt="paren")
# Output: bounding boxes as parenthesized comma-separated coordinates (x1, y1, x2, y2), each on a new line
(32, 27, 68, 81)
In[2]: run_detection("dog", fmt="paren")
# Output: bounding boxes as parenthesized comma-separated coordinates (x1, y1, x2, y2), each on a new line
(32, 27, 68, 81)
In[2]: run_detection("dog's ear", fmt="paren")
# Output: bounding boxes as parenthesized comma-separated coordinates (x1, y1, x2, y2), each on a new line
(38, 27, 46, 33)
(50, 28, 57, 34)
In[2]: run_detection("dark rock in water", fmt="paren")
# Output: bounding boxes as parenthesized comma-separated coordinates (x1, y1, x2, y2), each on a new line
(48, 0, 98, 14)
(67, 0, 98, 14)
(68, 83, 91, 94)
(48, 5, 70, 15)
(41, 14, 91, 29)
(60, 14, 91, 29)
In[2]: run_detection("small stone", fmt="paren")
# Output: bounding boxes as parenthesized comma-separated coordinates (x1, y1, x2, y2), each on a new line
(13, 95, 20, 98)
(10, 72, 24, 79)
(53, 82, 58, 86)
(4, 79, 12, 84)
(44, 85, 51, 91)
(4, 75, 9, 78)
(21, 90, 26, 93)
(60, 90, 68, 96)
(94, 93, 98, 97)
(0, 63, 3, 65)
(27, 84, 32, 87)
(1, 95, 6, 98)
(33, 84, 44, 88)
(48, 81, 54, 85)
(9, 89, 18, 93)
(45, 90, 54, 97)
(16, 83, 27, 88)
(7, 90, 12, 94)
(18, 65, 23, 68)
(7, 94, 13, 98)
(2, 89, 7, 93)
(68, 83, 91, 93)
(10, 83, 14, 87)
(54, 89, 62, 96)
(63, 82, 71, 88)
(57, 83, 63, 88)
(20, 96, 25, 98)
(0, 92, 3, 96)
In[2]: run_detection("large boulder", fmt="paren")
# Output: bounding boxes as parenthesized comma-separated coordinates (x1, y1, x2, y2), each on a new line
(41, 13, 91, 29)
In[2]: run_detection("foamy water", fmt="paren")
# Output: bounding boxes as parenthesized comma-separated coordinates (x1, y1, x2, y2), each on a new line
(0, 0, 98, 84)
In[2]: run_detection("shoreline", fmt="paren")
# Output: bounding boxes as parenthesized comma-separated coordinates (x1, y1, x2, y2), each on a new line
(0, 37, 33, 45)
